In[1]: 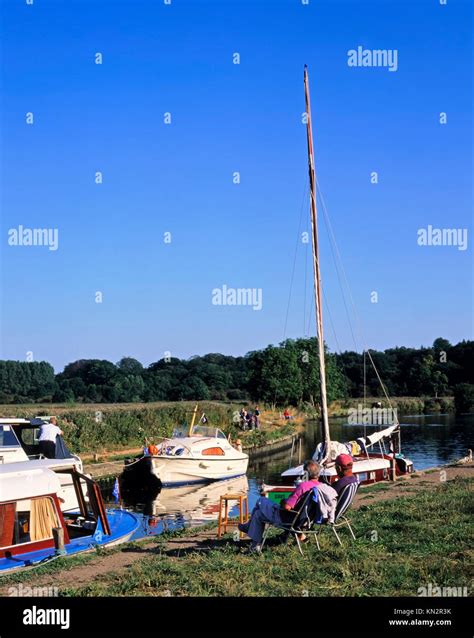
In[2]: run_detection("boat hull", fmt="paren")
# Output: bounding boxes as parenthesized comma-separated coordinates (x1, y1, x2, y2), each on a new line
(278, 454, 414, 487)
(0, 509, 140, 575)
(149, 454, 249, 486)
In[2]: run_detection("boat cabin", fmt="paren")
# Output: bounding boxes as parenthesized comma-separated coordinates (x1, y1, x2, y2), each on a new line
(0, 463, 110, 562)
(0, 418, 80, 466)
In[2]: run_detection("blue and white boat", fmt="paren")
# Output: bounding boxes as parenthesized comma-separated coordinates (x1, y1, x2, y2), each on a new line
(0, 462, 140, 574)
(0, 417, 85, 512)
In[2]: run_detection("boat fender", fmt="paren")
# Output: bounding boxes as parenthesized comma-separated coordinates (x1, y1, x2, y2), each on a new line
(148, 444, 159, 456)
(174, 447, 184, 456)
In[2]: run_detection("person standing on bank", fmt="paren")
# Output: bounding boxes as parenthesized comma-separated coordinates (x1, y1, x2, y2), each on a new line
(38, 417, 63, 459)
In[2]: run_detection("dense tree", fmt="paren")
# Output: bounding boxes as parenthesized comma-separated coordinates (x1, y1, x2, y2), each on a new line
(117, 357, 144, 375)
(0, 338, 472, 405)
(0, 361, 55, 402)
(453, 384, 474, 414)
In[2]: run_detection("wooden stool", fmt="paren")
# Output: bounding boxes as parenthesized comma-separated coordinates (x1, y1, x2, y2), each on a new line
(217, 493, 249, 538)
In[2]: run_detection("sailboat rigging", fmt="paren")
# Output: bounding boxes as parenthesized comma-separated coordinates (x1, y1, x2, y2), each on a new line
(264, 66, 413, 495)
(304, 65, 331, 468)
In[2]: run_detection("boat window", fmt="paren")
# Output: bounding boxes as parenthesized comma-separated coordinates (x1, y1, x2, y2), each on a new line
(0, 497, 60, 549)
(17, 427, 40, 447)
(192, 426, 227, 439)
(0, 425, 21, 448)
(202, 447, 225, 456)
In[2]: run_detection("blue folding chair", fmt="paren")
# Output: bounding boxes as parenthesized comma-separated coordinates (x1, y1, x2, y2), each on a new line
(261, 487, 323, 555)
(312, 481, 359, 548)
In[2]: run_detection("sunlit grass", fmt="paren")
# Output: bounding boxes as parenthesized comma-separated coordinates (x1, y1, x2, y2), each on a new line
(61, 477, 472, 598)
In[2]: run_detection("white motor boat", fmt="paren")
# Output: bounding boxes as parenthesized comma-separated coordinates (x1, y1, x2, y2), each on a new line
(148, 424, 248, 486)
(123, 423, 249, 488)
(0, 418, 85, 512)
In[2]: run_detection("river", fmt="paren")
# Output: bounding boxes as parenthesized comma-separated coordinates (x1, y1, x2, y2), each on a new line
(103, 412, 473, 540)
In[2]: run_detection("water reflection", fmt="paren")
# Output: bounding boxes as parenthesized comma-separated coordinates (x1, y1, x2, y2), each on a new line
(109, 475, 250, 541)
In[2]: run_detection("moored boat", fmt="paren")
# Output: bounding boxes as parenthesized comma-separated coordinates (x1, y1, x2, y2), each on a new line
(265, 67, 413, 499)
(279, 424, 413, 487)
(0, 463, 139, 574)
(123, 423, 249, 488)
(0, 418, 86, 511)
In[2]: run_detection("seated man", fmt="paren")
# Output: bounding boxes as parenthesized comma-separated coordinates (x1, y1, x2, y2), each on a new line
(238, 460, 337, 553)
(332, 453, 359, 495)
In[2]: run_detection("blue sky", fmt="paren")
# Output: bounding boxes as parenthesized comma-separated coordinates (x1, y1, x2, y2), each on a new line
(1, 0, 472, 372)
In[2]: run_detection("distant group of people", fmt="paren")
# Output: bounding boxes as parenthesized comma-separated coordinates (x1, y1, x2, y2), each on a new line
(238, 453, 358, 554)
(239, 406, 260, 431)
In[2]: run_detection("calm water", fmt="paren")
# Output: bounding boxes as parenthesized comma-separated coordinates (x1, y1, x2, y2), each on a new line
(103, 413, 473, 540)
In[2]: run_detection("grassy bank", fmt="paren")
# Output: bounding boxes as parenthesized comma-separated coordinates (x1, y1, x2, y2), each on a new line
(60, 477, 472, 597)
(0, 402, 235, 454)
(0, 401, 300, 454)
(0, 396, 455, 455)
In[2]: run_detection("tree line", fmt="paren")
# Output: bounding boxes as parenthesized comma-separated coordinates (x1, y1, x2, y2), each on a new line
(0, 337, 472, 408)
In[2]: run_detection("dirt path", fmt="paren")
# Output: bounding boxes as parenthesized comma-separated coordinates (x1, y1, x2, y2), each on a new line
(2, 462, 472, 594)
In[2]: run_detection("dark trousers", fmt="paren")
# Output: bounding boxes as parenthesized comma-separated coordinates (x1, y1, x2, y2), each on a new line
(39, 440, 56, 458)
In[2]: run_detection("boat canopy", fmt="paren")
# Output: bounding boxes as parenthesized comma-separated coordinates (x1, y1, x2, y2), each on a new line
(361, 424, 398, 448)
(0, 463, 61, 502)
(172, 425, 227, 440)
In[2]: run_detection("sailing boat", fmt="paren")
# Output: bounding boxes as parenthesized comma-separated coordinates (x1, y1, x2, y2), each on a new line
(266, 67, 413, 495)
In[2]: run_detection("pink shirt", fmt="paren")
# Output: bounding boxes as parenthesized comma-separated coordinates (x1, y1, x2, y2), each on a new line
(285, 479, 320, 509)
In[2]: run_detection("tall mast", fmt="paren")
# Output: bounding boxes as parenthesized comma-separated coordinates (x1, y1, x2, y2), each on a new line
(304, 65, 331, 465)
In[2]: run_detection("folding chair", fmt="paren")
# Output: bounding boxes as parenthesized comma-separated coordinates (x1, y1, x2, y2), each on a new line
(313, 481, 359, 547)
(260, 487, 322, 556)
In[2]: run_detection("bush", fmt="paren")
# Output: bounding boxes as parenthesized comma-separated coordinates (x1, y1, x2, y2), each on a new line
(453, 384, 474, 414)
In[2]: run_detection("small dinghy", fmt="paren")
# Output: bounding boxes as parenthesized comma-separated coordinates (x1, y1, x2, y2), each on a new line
(0, 463, 139, 575)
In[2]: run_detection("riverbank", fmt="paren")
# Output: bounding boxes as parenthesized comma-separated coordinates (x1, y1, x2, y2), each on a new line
(2, 461, 471, 596)
(0, 398, 458, 458)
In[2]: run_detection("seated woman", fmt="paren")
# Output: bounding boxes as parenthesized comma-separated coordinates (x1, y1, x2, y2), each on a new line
(238, 460, 337, 553)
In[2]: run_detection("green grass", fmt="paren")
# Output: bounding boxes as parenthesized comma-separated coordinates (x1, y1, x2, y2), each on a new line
(60, 477, 472, 597)
(242, 424, 296, 447)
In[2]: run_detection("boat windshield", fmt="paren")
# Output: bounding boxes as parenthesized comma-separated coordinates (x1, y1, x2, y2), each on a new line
(0, 425, 22, 448)
(172, 425, 227, 439)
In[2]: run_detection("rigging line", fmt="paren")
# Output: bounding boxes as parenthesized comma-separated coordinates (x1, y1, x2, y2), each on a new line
(365, 348, 397, 418)
(316, 181, 359, 351)
(306, 282, 314, 337)
(363, 350, 367, 439)
(315, 177, 364, 349)
(303, 220, 309, 336)
(283, 180, 308, 340)
(307, 277, 350, 393)
(320, 278, 355, 397)
(315, 178, 397, 417)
